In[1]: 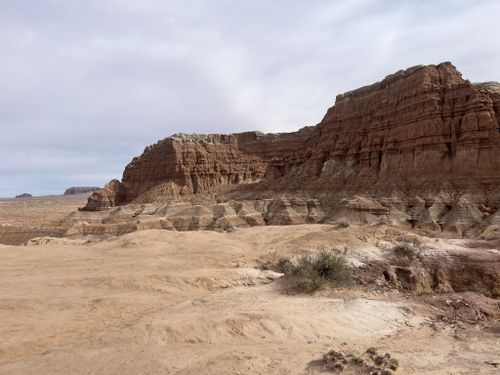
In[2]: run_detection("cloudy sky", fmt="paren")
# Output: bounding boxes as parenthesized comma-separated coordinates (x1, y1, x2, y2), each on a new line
(1, 0, 499, 197)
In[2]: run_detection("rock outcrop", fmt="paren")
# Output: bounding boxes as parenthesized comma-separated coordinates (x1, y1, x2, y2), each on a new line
(82, 62, 500, 236)
(311, 63, 500, 194)
(64, 186, 100, 195)
(80, 180, 125, 211)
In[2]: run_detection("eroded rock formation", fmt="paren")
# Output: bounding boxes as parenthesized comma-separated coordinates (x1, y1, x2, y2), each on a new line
(80, 180, 125, 211)
(84, 62, 500, 208)
(81, 62, 500, 237)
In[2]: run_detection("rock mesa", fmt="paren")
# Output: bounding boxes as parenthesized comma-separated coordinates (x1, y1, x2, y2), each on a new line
(81, 62, 500, 237)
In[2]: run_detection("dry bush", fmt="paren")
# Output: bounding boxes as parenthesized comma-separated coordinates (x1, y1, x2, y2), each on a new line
(391, 242, 417, 260)
(320, 347, 399, 374)
(283, 250, 353, 294)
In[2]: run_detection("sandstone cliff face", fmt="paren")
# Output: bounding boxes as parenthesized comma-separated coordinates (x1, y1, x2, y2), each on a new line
(83, 62, 500, 214)
(81, 180, 125, 211)
(104, 128, 313, 205)
(306, 62, 500, 195)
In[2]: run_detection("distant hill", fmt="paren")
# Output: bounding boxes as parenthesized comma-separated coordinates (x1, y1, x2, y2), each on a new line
(64, 186, 100, 195)
(15, 193, 32, 199)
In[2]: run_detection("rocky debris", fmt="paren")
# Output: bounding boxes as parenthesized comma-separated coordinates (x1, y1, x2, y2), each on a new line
(360, 239, 500, 297)
(15, 193, 32, 199)
(64, 186, 100, 195)
(424, 293, 500, 326)
(22, 236, 92, 246)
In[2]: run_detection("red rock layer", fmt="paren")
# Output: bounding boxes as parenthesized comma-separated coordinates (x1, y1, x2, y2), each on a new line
(119, 130, 311, 204)
(308, 62, 500, 193)
(83, 62, 500, 211)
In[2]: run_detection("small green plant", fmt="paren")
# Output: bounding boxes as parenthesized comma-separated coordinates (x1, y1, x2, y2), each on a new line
(287, 254, 326, 293)
(392, 243, 417, 259)
(337, 221, 350, 229)
(387, 357, 399, 371)
(276, 257, 294, 273)
(350, 354, 365, 366)
(313, 250, 353, 286)
(283, 250, 353, 293)
(319, 347, 399, 373)
(374, 355, 385, 365)
(323, 350, 349, 370)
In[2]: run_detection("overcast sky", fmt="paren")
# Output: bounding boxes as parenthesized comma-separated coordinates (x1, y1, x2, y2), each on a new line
(1, 0, 499, 197)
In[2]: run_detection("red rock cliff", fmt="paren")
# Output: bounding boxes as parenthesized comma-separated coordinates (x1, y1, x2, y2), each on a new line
(83, 62, 500, 211)
(305, 62, 500, 193)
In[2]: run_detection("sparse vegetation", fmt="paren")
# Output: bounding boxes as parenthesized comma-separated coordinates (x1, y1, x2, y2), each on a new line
(387, 358, 399, 371)
(395, 233, 422, 247)
(282, 250, 353, 293)
(351, 354, 366, 366)
(320, 347, 399, 373)
(366, 347, 399, 373)
(391, 242, 417, 260)
(314, 250, 353, 284)
(323, 349, 349, 370)
(276, 257, 294, 273)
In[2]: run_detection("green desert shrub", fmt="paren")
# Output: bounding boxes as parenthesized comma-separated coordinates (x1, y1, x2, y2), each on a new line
(284, 250, 353, 293)
(320, 347, 399, 373)
(387, 357, 399, 371)
(392, 242, 417, 259)
(313, 250, 353, 285)
(276, 257, 294, 273)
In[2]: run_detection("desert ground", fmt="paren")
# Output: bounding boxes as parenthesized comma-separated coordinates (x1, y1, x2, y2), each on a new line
(0, 196, 499, 374)
(0, 194, 90, 245)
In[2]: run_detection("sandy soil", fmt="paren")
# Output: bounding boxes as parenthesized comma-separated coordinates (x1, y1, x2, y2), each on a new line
(1, 223, 499, 374)
(0, 195, 89, 245)
(0, 194, 88, 226)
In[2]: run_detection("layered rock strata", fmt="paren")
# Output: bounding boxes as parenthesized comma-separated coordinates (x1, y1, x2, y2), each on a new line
(82, 62, 500, 236)
(84, 62, 500, 210)
(81, 180, 125, 211)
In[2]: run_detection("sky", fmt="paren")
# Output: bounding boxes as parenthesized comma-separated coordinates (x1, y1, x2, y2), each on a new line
(1, 0, 500, 197)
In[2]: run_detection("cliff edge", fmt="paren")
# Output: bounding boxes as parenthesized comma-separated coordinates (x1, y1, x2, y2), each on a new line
(83, 62, 500, 212)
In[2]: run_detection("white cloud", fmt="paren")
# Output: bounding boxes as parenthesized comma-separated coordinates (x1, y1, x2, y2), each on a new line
(0, 0, 499, 196)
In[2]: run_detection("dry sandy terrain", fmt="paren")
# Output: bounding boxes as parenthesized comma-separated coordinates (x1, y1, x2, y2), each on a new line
(0, 195, 88, 226)
(0, 195, 89, 245)
(0, 196, 499, 374)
